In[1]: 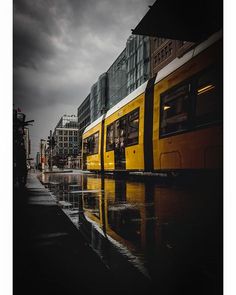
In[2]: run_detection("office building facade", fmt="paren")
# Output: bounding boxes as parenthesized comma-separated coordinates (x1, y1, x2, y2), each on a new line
(107, 49, 127, 109)
(77, 94, 91, 153)
(126, 35, 151, 94)
(52, 115, 79, 168)
(150, 37, 195, 77)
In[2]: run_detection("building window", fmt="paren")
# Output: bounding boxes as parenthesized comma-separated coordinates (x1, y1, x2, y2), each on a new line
(59, 143, 63, 148)
(69, 137, 73, 141)
(59, 136, 63, 141)
(64, 131, 68, 135)
(64, 137, 68, 141)
(74, 131, 78, 136)
(69, 142, 73, 147)
(64, 142, 68, 147)
(69, 131, 73, 135)
(59, 130, 63, 135)
(69, 149, 73, 155)
(83, 132, 99, 155)
(106, 123, 114, 151)
(74, 137, 77, 141)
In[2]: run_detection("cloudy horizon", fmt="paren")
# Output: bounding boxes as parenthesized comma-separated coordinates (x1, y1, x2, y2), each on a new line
(13, 0, 153, 158)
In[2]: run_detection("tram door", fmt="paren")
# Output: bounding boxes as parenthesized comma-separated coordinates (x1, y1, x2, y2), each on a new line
(114, 117, 126, 170)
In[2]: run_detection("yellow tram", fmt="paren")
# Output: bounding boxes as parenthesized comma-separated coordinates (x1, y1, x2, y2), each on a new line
(82, 30, 222, 172)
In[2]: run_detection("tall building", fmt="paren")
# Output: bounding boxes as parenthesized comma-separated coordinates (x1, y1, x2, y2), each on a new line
(90, 82, 99, 123)
(98, 72, 108, 114)
(126, 35, 150, 94)
(90, 72, 108, 122)
(107, 49, 127, 109)
(77, 94, 91, 152)
(52, 115, 79, 168)
(78, 35, 152, 136)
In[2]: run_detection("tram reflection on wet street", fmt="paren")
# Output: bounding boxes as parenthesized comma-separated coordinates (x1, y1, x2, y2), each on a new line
(39, 172, 222, 295)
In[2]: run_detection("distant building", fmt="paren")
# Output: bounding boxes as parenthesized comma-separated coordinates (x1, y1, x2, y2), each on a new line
(52, 115, 79, 168)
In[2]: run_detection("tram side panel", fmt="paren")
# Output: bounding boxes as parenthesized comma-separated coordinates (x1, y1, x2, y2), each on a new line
(104, 93, 145, 171)
(153, 39, 223, 171)
(82, 122, 102, 171)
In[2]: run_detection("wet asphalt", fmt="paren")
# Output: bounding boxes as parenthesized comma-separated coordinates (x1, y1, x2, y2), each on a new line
(13, 171, 222, 295)
(13, 172, 151, 295)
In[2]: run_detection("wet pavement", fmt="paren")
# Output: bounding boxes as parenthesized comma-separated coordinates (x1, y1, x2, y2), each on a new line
(37, 170, 223, 295)
(14, 172, 135, 295)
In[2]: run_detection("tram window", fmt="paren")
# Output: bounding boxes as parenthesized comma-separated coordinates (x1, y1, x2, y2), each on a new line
(127, 109, 139, 146)
(106, 123, 114, 151)
(160, 84, 190, 137)
(113, 117, 127, 149)
(93, 132, 99, 154)
(114, 120, 120, 149)
(195, 67, 222, 126)
(119, 117, 127, 148)
(83, 132, 99, 155)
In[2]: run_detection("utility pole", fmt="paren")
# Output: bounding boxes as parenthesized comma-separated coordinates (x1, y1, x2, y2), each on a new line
(50, 130, 53, 172)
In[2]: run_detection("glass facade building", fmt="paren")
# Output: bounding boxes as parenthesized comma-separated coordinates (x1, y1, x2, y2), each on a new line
(126, 35, 150, 95)
(107, 49, 127, 109)
(90, 73, 108, 122)
(77, 94, 91, 152)
(90, 82, 99, 122)
(77, 35, 152, 157)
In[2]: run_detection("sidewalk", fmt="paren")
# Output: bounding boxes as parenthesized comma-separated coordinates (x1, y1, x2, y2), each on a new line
(13, 172, 114, 295)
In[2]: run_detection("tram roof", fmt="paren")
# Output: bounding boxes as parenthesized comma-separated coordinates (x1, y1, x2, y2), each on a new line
(132, 0, 223, 42)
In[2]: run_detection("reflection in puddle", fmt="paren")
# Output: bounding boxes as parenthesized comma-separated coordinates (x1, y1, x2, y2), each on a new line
(39, 172, 221, 294)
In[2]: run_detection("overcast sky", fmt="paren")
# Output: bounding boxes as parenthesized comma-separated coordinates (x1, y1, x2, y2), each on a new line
(13, 0, 153, 158)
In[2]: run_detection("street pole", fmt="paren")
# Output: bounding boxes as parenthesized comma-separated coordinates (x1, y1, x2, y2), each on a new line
(40, 139, 43, 170)
(50, 130, 53, 172)
(40, 139, 45, 172)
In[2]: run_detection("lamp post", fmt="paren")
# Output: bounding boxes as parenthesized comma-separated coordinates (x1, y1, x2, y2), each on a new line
(40, 139, 46, 172)
(50, 130, 53, 171)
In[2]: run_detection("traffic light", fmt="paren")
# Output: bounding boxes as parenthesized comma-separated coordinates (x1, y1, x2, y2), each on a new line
(47, 136, 56, 148)
(51, 137, 56, 148)
(47, 136, 51, 147)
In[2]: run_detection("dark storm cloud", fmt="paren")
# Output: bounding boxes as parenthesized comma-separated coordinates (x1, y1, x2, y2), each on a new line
(13, 0, 153, 157)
